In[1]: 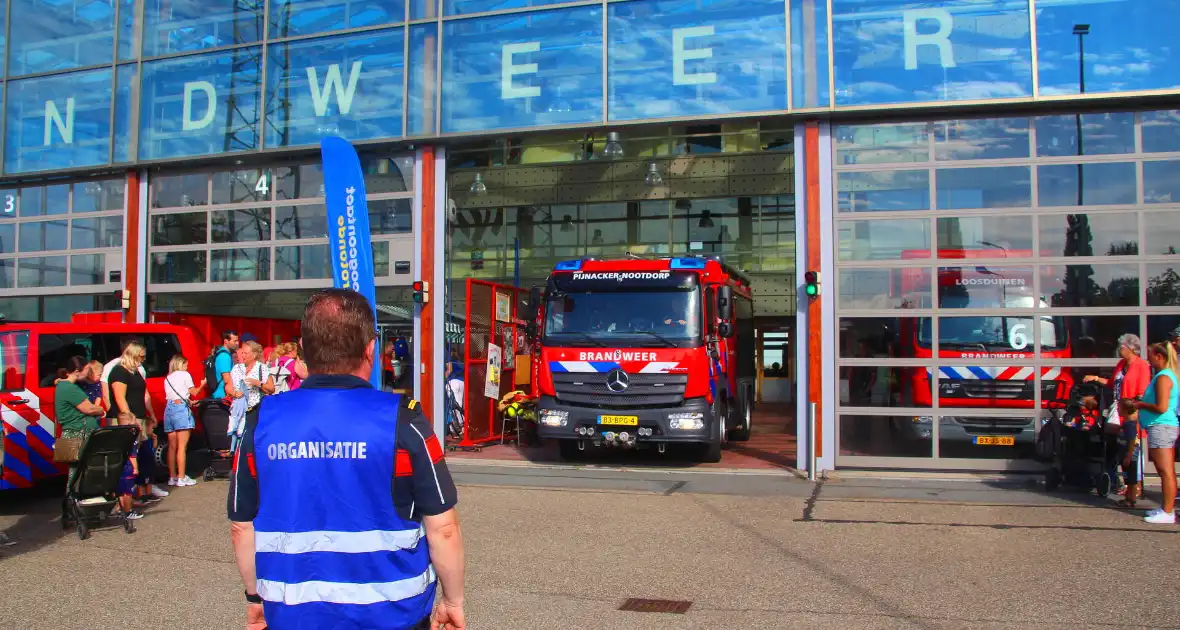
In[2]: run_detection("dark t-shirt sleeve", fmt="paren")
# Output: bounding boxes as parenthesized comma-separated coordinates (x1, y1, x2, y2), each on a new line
(227, 413, 260, 522)
(394, 401, 458, 520)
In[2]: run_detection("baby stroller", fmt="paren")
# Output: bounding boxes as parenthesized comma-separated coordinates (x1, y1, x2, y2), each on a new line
(194, 399, 235, 481)
(1041, 382, 1118, 496)
(444, 380, 465, 440)
(62, 425, 140, 540)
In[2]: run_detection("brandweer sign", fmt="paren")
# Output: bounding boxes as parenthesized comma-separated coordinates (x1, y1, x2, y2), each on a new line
(578, 351, 658, 361)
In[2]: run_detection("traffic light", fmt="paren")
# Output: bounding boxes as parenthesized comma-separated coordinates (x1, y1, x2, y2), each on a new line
(412, 281, 430, 304)
(804, 270, 821, 298)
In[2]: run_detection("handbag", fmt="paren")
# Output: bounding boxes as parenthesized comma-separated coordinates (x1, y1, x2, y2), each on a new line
(53, 435, 83, 463)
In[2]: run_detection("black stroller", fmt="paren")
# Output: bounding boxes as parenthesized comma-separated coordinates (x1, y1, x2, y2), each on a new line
(1040, 382, 1118, 496)
(444, 381, 465, 440)
(61, 425, 140, 540)
(194, 399, 235, 481)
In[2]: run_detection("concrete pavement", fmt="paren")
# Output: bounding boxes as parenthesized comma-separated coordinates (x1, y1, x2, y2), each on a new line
(1, 466, 1178, 629)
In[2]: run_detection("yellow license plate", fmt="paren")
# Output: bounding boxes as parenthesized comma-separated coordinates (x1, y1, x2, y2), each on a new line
(598, 415, 639, 426)
(974, 436, 1015, 446)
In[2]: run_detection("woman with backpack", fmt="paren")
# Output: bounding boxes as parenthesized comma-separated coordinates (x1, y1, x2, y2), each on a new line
(270, 342, 307, 393)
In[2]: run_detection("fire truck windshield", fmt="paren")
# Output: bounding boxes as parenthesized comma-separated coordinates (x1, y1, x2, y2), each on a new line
(917, 295, 1068, 351)
(543, 288, 701, 347)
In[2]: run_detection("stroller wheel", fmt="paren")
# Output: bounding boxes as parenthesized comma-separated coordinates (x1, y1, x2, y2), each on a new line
(204, 467, 215, 482)
(76, 521, 89, 541)
(1045, 468, 1063, 491)
(124, 517, 136, 534)
(1097, 472, 1113, 498)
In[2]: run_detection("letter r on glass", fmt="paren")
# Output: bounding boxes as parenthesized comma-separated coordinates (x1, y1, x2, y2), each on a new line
(903, 8, 956, 70)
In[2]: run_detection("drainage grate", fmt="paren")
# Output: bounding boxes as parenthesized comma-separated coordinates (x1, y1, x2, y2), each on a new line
(618, 598, 692, 614)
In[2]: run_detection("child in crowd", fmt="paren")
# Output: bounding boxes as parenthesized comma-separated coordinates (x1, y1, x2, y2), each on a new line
(1068, 393, 1102, 430)
(1117, 398, 1142, 508)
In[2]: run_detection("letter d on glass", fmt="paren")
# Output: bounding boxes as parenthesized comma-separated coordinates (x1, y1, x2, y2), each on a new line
(182, 81, 217, 131)
(501, 42, 541, 100)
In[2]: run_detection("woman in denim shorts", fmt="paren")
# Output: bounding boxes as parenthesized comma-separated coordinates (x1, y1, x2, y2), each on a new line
(164, 354, 205, 487)
(1133, 342, 1180, 524)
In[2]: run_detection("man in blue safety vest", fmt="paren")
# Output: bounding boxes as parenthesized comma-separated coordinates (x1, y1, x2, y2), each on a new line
(228, 288, 466, 630)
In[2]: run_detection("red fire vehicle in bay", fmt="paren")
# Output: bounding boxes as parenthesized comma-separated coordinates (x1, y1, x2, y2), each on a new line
(525, 257, 755, 462)
(895, 249, 1072, 448)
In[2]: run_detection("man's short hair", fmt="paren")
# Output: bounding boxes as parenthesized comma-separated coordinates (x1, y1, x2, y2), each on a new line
(221, 330, 238, 343)
(302, 289, 376, 375)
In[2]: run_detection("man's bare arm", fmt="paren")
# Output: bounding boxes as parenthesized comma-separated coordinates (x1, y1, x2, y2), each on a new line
(423, 508, 465, 605)
(230, 520, 258, 594)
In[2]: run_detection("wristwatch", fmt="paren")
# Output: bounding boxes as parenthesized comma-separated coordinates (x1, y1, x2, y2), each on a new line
(245, 590, 263, 604)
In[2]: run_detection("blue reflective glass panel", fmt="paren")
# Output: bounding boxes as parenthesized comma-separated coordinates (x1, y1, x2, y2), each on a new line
(118, 0, 137, 61)
(1037, 162, 1137, 207)
(4, 69, 112, 173)
(143, 0, 263, 57)
(445, 0, 568, 17)
(831, 0, 1033, 106)
(1144, 160, 1180, 204)
(410, 0, 437, 19)
(1141, 110, 1180, 153)
(791, 0, 830, 108)
(1037, 0, 1180, 96)
(936, 166, 1031, 210)
(835, 123, 929, 165)
(441, 6, 603, 133)
(934, 117, 1030, 161)
(837, 170, 931, 212)
(408, 23, 438, 135)
(113, 65, 136, 162)
(1035, 112, 1134, 156)
(0, 1, 8, 74)
(608, 0, 786, 121)
(268, 0, 404, 39)
(140, 49, 262, 160)
(8, 0, 131, 75)
(266, 30, 404, 149)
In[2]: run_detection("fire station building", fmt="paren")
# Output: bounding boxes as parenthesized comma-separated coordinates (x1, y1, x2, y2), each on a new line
(0, 0, 1178, 472)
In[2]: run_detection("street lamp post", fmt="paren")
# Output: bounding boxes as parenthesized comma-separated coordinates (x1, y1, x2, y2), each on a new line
(1073, 24, 1090, 207)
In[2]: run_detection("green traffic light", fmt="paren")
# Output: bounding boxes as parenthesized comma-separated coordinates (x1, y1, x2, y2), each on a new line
(805, 284, 819, 297)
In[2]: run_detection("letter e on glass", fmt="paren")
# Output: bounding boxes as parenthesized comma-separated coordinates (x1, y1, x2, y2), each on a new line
(501, 42, 542, 100)
(673, 26, 717, 86)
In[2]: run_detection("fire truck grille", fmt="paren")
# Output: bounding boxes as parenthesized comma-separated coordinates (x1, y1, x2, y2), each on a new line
(553, 373, 688, 409)
(956, 380, 1034, 400)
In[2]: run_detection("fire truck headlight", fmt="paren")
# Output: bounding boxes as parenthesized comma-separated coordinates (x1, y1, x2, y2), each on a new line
(540, 410, 568, 427)
(669, 413, 704, 430)
(911, 416, 933, 424)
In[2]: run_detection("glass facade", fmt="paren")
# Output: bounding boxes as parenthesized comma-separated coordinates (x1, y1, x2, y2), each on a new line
(0, 0, 1168, 175)
(146, 154, 414, 289)
(0, 178, 124, 291)
(833, 110, 1180, 466)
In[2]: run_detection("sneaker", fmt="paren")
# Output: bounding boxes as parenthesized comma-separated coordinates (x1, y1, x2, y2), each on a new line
(124, 511, 144, 521)
(1144, 510, 1176, 524)
(149, 485, 169, 498)
(179, 476, 197, 487)
(168, 477, 178, 486)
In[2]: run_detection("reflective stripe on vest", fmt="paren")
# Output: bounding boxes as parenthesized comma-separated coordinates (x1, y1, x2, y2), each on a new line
(252, 387, 435, 629)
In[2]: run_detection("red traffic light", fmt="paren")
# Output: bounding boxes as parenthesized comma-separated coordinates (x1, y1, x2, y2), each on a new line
(804, 270, 819, 284)
(412, 280, 425, 291)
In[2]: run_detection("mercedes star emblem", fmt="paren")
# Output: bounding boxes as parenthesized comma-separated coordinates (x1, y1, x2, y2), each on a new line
(605, 369, 630, 393)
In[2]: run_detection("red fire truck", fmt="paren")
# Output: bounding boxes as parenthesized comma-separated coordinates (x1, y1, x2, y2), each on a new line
(896, 249, 1072, 448)
(525, 257, 755, 462)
